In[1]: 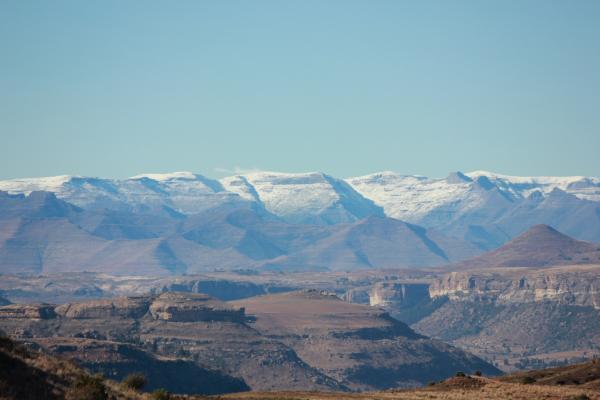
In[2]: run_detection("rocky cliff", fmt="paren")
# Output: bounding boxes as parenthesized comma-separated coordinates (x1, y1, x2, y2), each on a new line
(148, 292, 245, 322)
(429, 265, 600, 309)
(368, 282, 430, 307)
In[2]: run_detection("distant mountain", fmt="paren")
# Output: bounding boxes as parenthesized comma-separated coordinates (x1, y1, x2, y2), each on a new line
(452, 225, 600, 269)
(1, 169, 600, 256)
(262, 216, 481, 271)
(222, 172, 384, 224)
(0, 171, 384, 225)
(347, 171, 600, 248)
(0, 191, 481, 275)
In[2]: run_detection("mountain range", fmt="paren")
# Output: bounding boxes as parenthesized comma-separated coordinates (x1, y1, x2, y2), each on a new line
(2, 170, 599, 244)
(0, 170, 599, 275)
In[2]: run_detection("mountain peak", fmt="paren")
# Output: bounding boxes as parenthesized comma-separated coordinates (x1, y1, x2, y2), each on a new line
(446, 171, 472, 184)
(455, 224, 600, 269)
(523, 223, 560, 235)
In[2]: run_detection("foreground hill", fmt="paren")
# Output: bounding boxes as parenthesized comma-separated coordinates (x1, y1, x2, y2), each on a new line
(0, 291, 498, 393)
(223, 361, 600, 400)
(451, 224, 600, 269)
(2, 332, 598, 400)
(500, 359, 600, 388)
(0, 334, 146, 400)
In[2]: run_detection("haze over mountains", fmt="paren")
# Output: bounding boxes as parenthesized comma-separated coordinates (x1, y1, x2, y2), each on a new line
(0, 170, 599, 275)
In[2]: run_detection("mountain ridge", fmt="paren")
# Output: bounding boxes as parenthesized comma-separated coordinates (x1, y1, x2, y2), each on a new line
(1, 170, 599, 260)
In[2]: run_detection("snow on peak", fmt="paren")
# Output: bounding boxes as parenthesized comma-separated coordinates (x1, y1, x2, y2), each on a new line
(347, 172, 477, 222)
(129, 171, 197, 181)
(1, 170, 598, 222)
(0, 175, 76, 195)
(221, 171, 381, 223)
(465, 171, 600, 201)
(466, 170, 587, 185)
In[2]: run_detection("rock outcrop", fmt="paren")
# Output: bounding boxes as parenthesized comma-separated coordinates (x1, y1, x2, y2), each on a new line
(55, 296, 151, 319)
(148, 292, 245, 322)
(429, 266, 600, 309)
(0, 304, 56, 319)
(368, 282, 430, 308)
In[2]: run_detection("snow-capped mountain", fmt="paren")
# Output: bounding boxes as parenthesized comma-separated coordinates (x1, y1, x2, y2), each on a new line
(347, 170, 600, 248)
(221, 171, 384, 224)
(466, 171, 600, 202)
(346, 171, 600, 222)
(0, 172, 247, 215)
(1, 170, 599, 275)
(0, 171, 384, 225)
(1, 170, 599, 248)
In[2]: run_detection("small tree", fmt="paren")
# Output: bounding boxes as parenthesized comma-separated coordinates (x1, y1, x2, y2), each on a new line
(521, 376, 536, 384)
(122, 372, 147, 391)
(66, 374, 108, 400)
(151, 388, 171, 400)
(570, 395, 590, 400)
(455, 371, 466, 377)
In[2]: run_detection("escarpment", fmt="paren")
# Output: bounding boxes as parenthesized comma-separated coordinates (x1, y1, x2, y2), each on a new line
(148, 292, 246, 322)
(429, 266, 600, 309)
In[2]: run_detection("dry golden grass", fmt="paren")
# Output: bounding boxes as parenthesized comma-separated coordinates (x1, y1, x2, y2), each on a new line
(218, 377, 600, 400)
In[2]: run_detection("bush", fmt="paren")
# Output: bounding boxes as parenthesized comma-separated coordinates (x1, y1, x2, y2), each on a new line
(66, 374, 108, 400)
(122, 372, 147, 391)
(427, 381, 436, 386)
(570, 395, 591, 400)
(521, 376, 536, 385)
(455, 371, 466, 377)
(151, 388, 171, 400)
(474, 370, 482, 377)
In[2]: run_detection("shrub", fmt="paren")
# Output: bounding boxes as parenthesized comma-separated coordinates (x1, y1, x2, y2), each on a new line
(474, 370, 482, 377)
(427, 381, 436, 386)
(570, 395, 591, 400)
(521, 376, 536, 385)
(151, 388, 171, 400)
(122, 372, 147, 391)
(66, 374, 108, 400)
(455, 371, 466, 377)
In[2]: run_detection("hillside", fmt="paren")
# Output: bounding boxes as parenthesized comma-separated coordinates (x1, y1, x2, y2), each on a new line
(2, 332, 599, 400)
(452, 225, 600, 269)
(0, 291, 498, 393)
(231, 290, 498, 390)
(500, 359, 600, 388)
(0, 334, 146, 400)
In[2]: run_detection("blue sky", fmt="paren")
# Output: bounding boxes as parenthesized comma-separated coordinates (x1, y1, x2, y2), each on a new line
(1, 0, 599, 179)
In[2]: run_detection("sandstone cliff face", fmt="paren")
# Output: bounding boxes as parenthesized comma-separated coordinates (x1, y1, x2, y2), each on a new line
(429, 266, 600, 309)
(148, 292, 245, 322)
(0, 304, 56, 319)
(54, 296, 151, 319)
(51, 292, 247, 323)
(368, 282, 430, 308)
